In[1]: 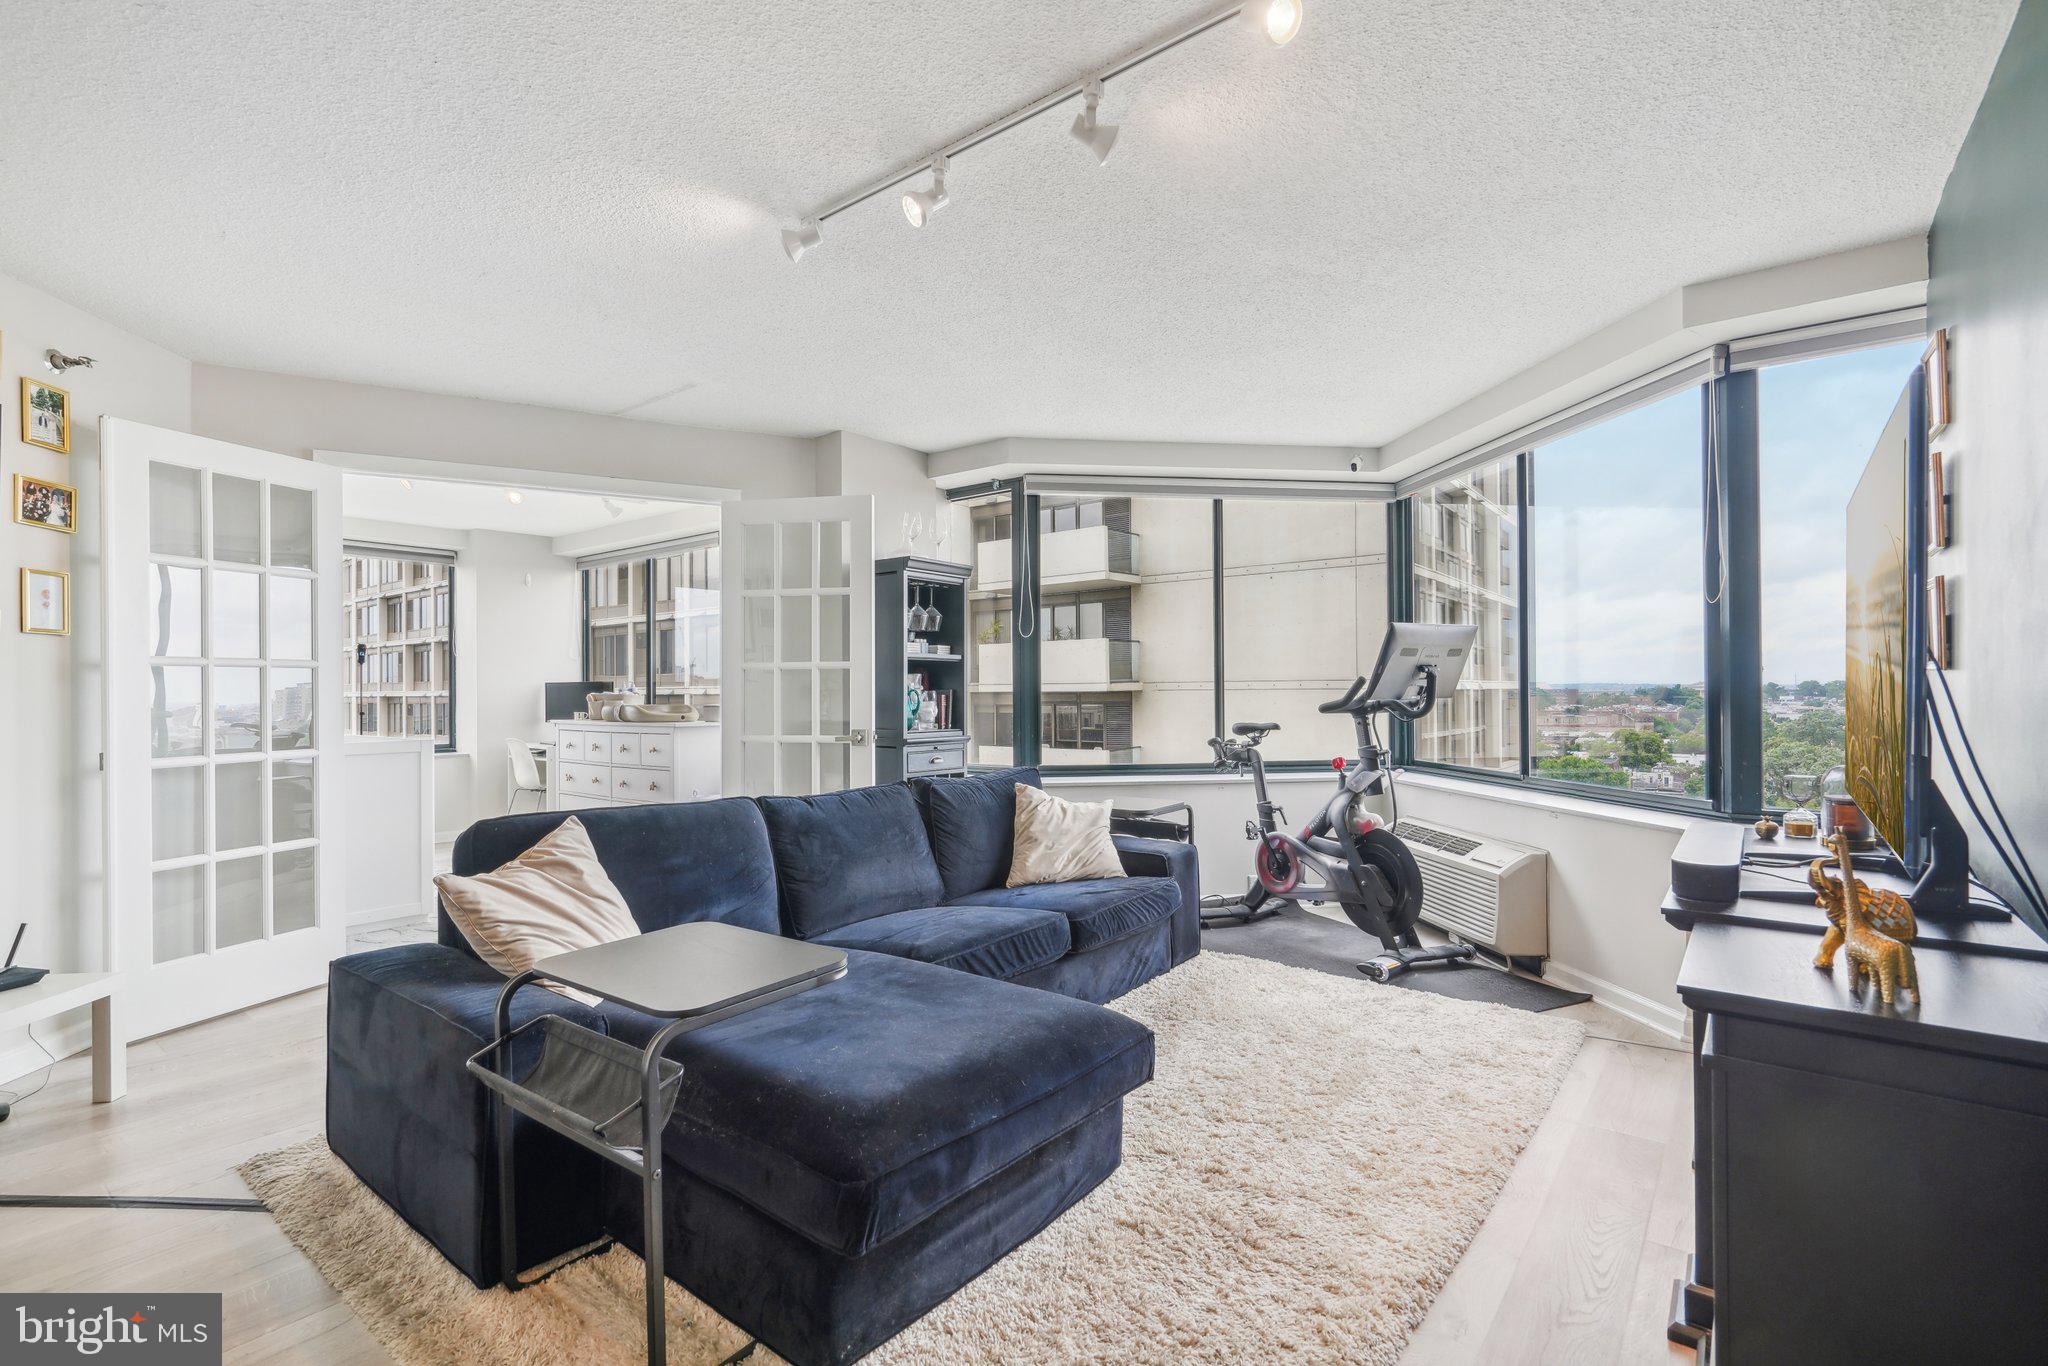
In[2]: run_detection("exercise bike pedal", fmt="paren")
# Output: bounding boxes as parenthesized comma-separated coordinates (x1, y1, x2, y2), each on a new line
(1357, 941, 1476, 983)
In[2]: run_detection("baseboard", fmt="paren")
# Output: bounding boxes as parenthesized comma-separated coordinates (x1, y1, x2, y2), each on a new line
(0, 1016, 92, 1091)
(349, 900, 428, 929)
(1540, 962, 1687, 1040)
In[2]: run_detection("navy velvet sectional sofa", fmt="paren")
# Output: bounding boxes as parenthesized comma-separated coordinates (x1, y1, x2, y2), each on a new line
(327, 766, 1199, 1365)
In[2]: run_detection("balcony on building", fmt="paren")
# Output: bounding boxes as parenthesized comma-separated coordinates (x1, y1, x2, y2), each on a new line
(974, 637, 1141, 692)
(973, 523, 1140, 596)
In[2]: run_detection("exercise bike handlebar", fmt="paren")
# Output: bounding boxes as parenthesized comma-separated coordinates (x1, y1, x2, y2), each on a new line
(1316, 665, 1439, 721)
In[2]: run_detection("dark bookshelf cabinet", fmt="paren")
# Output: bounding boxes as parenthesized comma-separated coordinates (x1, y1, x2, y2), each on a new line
(875, 556, 972, 783)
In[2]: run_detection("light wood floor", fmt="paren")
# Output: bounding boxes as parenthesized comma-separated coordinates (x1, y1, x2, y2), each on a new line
(0, 986, 1696, 1365)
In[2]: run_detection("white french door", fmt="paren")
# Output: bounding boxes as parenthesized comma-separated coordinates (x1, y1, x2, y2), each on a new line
(104, 419, 346, 1041)
(719, 495, 875, 795)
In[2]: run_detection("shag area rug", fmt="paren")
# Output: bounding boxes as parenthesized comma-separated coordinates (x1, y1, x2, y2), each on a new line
(242, 952, 1582, 1364)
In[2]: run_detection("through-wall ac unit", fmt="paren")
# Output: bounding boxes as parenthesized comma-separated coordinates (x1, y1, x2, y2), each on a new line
(1394, 820, 1549, 959)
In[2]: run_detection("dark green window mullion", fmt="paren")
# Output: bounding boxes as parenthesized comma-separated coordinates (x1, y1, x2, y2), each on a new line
(1211, 500, 1226, 744)
(1386, 499, 1416, 766)
(1013, 487, 1042, 767)
(643, 557, 657, 704)
(1515, 452, 1533, 778)
(1704, 367, 1763, 815)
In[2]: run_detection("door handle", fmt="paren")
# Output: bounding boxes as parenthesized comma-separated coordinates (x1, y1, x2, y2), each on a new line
(849, 729, 869, 746)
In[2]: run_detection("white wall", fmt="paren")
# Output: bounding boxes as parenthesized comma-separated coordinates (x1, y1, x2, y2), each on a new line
(1045, 767, 1696, 1035)
(191, 364, 820, 500)
(0, 270, 192, 1083)
(814, 430, 954, 552)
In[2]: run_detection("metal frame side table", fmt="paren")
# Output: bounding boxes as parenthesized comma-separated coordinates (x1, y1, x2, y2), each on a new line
(467, 922, 847, 1366)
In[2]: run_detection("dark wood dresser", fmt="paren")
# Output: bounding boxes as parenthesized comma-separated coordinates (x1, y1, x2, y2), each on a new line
(1663, 885, 2048, 1364)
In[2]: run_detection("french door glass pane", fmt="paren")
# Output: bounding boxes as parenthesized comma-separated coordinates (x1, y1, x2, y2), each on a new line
(781, 670, 813, 736)
(269, 668, 314, 750)
(150, 565, 203, 658)
(273, 759, 316, 842)
(743, 524, 775, 590)
(152, 767, 206, 861)
(213, 475, 264, 564)
(269, 576, 313, 659)
(216, 855, 265, 947)
(270, 485, 316, 569)
(780, 596, 812, 662)
(743, 670, 774, 736)
(150, 665, 204, 758)
(214, 667, 263, 752)
(780, 522, 815, 589)
(215, 760, 265, 852)
(780, 742, 814, 796)
(819, 521, 850, 589)
(152, 866, 207, 963)
(274, 848, 317, 933)
(819, 595, 849, 663)
(743, 599, 775, 664)
(213, 570, 262, 658)
(819, 668, 849, 734)
(818, 741, 850, 791)
(149, 463, 204, 558)
(744, 741, 774, 792)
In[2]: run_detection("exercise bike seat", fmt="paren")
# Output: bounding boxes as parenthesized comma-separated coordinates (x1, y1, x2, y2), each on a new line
(1231, 721, 1281, 737)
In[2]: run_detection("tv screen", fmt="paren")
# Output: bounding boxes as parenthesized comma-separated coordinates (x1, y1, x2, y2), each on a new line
(1843, 375, 1919, 864)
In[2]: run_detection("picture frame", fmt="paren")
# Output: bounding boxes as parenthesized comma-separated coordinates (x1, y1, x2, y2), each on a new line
(20, 567, 69, 636)
(1928, 450, 1950, 550)
(21, 376, 71, 454)
(1930, 575, 1951, 668)
(1924, 328, 1951, 436)
(13, 472, 78, 534)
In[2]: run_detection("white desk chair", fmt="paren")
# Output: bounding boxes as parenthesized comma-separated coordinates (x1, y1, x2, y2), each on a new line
(505, 738, 548, 814)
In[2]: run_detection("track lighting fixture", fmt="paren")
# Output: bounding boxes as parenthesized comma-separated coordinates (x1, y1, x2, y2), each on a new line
(1241, 0, 1303, 46)
(603, 498, 625, 520)
(777, 1, 1307, 258)
(1069, 79, 1119, 164)
(781, 218, 821, 262)
(901, 157, 950, 228)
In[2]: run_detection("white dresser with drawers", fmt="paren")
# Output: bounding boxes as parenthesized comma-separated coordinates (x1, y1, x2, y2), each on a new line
(547, 721, 721, 810)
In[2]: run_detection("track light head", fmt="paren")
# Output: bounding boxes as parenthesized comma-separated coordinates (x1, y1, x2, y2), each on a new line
(505, 489, 524, 505)
(1069, 79, 1119, 164)
(1241, 0, 1303, 46)
(781, 218, 821, 263)
(901, 156, 950, 228)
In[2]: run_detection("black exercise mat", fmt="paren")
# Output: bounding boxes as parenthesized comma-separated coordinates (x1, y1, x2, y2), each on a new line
(1201, 903, 1591, 1013)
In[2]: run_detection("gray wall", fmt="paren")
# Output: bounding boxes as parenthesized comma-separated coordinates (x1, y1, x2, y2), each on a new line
(1926, 0, 2046, 920)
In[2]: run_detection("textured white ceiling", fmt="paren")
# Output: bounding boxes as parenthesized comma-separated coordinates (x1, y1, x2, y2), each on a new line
(0, 1, 2017, 452)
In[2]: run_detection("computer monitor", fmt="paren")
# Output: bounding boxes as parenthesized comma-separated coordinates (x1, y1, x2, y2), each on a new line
(1362, 622, 1478, 705)
(544, 682, 609, 722)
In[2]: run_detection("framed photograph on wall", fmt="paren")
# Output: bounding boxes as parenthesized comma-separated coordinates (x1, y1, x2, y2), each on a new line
(20, 567, 69, 636)
(1928, 450, 1950, 550)
(21, 376, 71, 454)
(1924, 328, 1952, 435)
(13, 473, 78, 533)
(1930, 575, 1951, 668)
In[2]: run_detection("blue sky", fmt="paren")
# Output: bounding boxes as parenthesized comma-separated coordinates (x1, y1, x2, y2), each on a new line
(1526, 341, 1921, 687)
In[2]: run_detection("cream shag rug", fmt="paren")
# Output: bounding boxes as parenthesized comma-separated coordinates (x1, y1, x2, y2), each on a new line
(242, 952, 1582, 1364)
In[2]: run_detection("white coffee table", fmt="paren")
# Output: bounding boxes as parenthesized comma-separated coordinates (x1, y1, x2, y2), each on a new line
(0, 973, 124, 1103)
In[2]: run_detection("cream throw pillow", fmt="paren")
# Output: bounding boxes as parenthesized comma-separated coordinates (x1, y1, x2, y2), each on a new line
(434, 816, 639, 1003)
(1007, 783, 1127, 887)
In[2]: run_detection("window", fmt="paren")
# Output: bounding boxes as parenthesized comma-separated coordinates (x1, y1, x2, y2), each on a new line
(964, 491, 1019, 766)
(343, 550, 454, 751)
(1222, 498, 1390, 763)
(1756, 340, 1922, 808)
(1527, 386, 1706, 796)
(1410, 460, 1521, 772)
(581, 542, 720, 717)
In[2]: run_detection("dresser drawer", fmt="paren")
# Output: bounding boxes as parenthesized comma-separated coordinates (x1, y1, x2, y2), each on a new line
(558, 759, 610, 795)
(556, 730, 590, 762)
(637, 732, 672, 764)
(613, 765, 672, 803)
(605, 733, 643, 766)
(905, 743, 966, 774)
(555, 792, 615, 812)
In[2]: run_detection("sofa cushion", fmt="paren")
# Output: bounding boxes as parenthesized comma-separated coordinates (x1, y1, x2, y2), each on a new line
(948, 876, 1179, 953)
(758, 785, 945, 939)
(809, 905, 1070, 980)
(910, 766, 1042, 899)
(444, 799, 780, 952)
(595, 948, 1153, 1257)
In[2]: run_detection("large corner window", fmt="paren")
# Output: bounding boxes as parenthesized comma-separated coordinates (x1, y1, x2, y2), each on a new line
(343, 548, 455, 751)
(1756, 339, 1923, 808)
(965, 490, 1019, 767)
(1528, 385, 1707, 797)
(582, 538, 721, 721)
(1410, 461, 1520, 772)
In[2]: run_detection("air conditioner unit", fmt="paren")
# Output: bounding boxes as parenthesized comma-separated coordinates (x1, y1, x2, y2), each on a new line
(1394, 819, 1549, 960)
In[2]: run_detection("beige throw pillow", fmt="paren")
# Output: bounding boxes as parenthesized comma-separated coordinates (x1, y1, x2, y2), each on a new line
(1007, 783, 1127, 887)
(434, 816, 639, 1003)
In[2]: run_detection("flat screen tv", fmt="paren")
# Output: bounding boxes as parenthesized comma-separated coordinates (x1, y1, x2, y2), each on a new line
(1844, 366, 1968, 912)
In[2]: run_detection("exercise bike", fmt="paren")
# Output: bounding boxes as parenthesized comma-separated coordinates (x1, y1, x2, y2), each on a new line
(1199, 622, 1480, 984)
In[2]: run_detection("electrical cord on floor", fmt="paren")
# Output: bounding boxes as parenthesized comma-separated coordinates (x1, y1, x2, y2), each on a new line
(0, 1022, 56, 1122)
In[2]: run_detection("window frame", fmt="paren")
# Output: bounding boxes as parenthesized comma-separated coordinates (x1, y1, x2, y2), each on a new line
(342, 547, 457, 754)
(579, 537, 721, 709)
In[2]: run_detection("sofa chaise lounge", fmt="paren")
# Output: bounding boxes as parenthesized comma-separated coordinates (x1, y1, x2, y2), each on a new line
(327, 767, 1199, 1364)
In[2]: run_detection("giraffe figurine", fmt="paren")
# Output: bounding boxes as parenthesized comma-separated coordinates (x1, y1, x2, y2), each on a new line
(1809, 832, 1916, 971)
(1824, 832, 1920, 1006)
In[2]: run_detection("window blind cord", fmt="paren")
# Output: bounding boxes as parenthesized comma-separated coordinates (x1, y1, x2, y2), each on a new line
(1925, 654, 2048, 918)
(1014, 517, 1036, 639)
(1703, 419, 1729, 607)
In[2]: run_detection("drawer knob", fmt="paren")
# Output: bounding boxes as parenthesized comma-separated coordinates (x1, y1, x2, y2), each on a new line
(649, 783, 658, 792)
